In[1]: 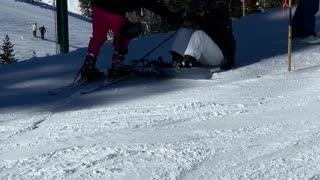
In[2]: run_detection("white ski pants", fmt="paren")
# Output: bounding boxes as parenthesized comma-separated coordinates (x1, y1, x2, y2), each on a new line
(170, 28, 224, 66)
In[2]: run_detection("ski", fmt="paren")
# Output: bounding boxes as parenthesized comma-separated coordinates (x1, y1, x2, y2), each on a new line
(48, 76, 109, 95)
(125, 62, 221, 80)
(79, 76, 129, 95)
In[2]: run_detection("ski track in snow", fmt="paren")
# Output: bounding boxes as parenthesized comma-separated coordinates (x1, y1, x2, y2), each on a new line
(1, 67, 320, 179)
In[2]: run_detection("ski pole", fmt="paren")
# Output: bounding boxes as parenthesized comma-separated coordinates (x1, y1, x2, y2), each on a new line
(72, 62, 85, 83)
(287, 0, 292, 71)
(130, 31, 177, 67)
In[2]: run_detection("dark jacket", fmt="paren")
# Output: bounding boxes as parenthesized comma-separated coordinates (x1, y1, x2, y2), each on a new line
(39, 26, 46, 34)
(91, 0, 182, 25)
(186, 0, 236, 61)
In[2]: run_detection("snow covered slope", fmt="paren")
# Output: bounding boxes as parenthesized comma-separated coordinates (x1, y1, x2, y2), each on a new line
(0, 0, 90, 60)
(1, 1, 320, 180)
(41, 0, 81, 14)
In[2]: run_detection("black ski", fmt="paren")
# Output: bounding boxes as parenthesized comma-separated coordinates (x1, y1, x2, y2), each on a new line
(48, 76, 108, 95)
(79, 76, 129, 95)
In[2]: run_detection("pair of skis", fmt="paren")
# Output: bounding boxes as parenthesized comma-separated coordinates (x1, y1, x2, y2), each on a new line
(48, 64, 218, 96)
(48, 64, 158, 96)
(79, 76, 129, 95)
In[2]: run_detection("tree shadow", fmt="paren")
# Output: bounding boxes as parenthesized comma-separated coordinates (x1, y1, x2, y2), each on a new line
(233, 6, 320, 68)
(0, 37, 186, 113)
(1, 6, 320, 114)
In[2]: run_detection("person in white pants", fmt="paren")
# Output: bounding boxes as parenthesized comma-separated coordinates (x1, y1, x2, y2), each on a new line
(170, 27, 224, 67)
(169, 0, 236, 70)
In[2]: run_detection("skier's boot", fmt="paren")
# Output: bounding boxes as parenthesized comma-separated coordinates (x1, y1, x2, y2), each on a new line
(181, 55, 199, 68)
(171, 51, 199, 68)
(80, 54, 104, 82)
(171, 51, 184, 68)
(109, 51, 129, 79)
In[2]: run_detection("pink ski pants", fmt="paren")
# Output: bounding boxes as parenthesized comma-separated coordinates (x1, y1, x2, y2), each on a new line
(88, 5, 130, 57)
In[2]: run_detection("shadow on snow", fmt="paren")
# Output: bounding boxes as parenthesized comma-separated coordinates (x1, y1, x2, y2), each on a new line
(1, 6, 320, 113)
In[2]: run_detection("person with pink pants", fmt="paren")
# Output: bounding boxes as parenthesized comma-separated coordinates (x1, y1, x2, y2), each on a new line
(81, 0, 181, 81)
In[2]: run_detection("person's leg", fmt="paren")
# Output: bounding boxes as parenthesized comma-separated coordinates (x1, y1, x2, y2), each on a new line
(304, 0, 319, 36)
(82, 5, 110, 81)
(292, 1, 304, 38)
(292, 0, 319, 38)
(184, 30, 224, 66)
(107, 14, 131, 78)
(212, 8, 236, 70)
(87, 5, 110, 57)
(109, 15, 130, 55)
(170, 28, 195, 56)
(219, 28, 236, 70)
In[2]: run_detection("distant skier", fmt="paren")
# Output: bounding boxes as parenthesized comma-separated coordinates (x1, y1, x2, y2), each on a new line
(79, 0, 182, 82)
(169, 0, 237, 70)
(32, 23, 37, 37)
(292, 0, 320, 43)
(39, 26, 46, 40)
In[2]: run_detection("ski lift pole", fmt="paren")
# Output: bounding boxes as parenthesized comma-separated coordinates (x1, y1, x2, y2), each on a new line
(53, 0, 58, 54)
(56, 0, 69, 54)
(242, 0, 246, 17)
(287, 0, 292, 71)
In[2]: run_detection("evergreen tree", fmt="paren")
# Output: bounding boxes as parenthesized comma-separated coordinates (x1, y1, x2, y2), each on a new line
(77, 0, 295, 33)
(0, 34, 17, 65)
(79, 0, 92, 17)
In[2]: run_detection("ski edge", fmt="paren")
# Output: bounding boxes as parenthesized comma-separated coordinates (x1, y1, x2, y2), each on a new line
(79, 76, 130, 95)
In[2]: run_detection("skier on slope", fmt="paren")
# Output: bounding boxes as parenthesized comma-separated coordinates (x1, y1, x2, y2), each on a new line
(168, 0, 237, 70)
(39, 26, 46, 40)
(80, 0, 182, 82)
(32, 23, 37, 37)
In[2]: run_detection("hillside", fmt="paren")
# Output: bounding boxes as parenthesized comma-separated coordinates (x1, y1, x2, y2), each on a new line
(0, 0, 89, 60)
(1, 1, 320, 180)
